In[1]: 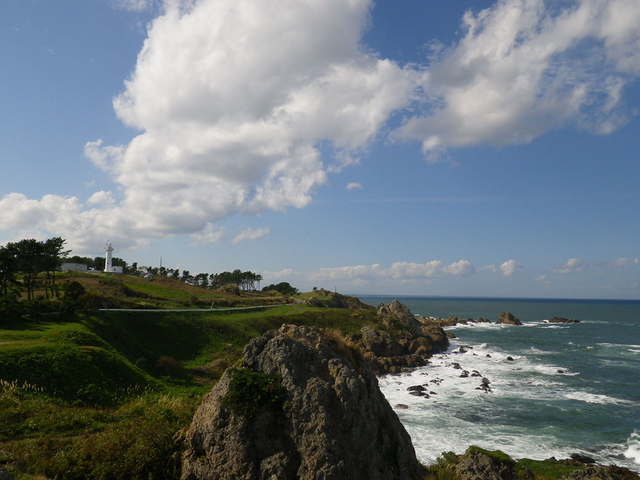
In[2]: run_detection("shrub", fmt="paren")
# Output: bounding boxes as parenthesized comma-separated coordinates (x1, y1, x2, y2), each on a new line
(155, 356, 185, 378)
(78, 292, 108, 311)
(62, 280, 86, 301)
(0, 293, 22, 324)
(221, 368, 287, 419)
(6, 394, 196, 480)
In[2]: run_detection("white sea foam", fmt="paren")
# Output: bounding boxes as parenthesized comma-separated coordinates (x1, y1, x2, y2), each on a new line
(597, 342, 640, 348)
(624, 431, 640, 464)
(564, 392, 630, 405)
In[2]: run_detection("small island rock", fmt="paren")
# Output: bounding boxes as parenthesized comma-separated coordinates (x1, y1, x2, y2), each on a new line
(496, 312, 523, 325)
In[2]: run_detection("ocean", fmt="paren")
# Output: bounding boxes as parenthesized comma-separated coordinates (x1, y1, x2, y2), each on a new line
(358, 296, 640, 471)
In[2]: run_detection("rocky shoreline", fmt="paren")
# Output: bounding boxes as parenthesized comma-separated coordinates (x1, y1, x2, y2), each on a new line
(180, 299, 638, 480)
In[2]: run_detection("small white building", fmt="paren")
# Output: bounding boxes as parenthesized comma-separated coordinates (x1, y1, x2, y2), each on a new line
(61, 263, 88, 272)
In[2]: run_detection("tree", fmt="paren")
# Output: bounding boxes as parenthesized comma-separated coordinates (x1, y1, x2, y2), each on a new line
(262, 282, 298, 296)
(42, 237, 69, 299)
(94, 256, 105, 271)
(10, 239, 43, 300)
(0, 245, 19, 296)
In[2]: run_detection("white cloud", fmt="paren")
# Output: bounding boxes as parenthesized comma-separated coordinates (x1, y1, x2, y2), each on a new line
(608, 257, 639, 268)
(552, 258, 583, 274)
(110, 0, 156, 12)
(396, 0, 640, 157)
(89, 0, 414, 236)
(189, 223, 226, 246)
(500, 259, 520, 276)
(478, 259, 521, 276)
(304, 260, 476, 283)
(232, 227, 270, 245)
(3, 0, 640, 251)
(0, 193, 150, 253)
(346, 182, 363, 191)
(87, 191, 115, 207)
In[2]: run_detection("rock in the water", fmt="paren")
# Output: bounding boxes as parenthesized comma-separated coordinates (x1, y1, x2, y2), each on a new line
(548, 317, 581, 323)
(497, 312, 523, 325)
(181, 325, 423, 480)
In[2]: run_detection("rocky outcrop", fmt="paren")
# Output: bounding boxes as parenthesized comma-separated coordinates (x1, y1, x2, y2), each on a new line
(181, 325, 423, 480)
(496, 312, 522, 325)
(548, 317, 581, 323)
(427, 447, 640, 480)
(353, 301, 449, 374)
(454, 450, 517, 480)
(418, 316, 491, 327)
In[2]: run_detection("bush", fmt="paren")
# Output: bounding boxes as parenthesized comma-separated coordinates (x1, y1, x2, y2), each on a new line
(78, 292, 108, 311)
(6, 394, 196, 480)
(221, 368, 287, 419)
(62, 280, 86, 301)
(0, 293, 22, 324)
(155, 356, 185, 378)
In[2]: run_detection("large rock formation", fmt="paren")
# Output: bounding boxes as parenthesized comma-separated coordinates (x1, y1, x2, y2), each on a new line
(181, 325, 423, 480)
(354, 300, 449, 374)
(496, 312, 522, 325)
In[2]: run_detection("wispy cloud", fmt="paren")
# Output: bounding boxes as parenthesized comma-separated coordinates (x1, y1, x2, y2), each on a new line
(189, 223, 226, 246)
(552, 258, 583, 275)
(397, 0, 640, 159)
(232, 227, 270, 245)
(346, 182, 362, 191)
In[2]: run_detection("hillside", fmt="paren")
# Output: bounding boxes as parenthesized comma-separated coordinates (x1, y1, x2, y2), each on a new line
(0, 282, 379, 479)
(31, 271, 293, 309)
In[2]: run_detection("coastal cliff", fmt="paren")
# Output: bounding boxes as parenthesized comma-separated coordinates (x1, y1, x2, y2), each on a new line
(354, 300, 450, 374)
(181, 324, 423, 480)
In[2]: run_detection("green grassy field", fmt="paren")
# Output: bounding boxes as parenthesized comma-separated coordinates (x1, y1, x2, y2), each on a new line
(0, 302, 378, 479)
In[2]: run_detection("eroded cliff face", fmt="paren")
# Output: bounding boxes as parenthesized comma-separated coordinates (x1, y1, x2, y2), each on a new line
(181, 324, 423, 480)
(354, 300, 450, 374)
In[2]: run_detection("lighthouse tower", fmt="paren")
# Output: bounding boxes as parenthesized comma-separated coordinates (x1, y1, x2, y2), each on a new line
(104, 241, 114, 273)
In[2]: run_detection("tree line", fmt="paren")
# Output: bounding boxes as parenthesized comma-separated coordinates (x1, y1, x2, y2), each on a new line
(0, 237, 298, 307)
(0, 237, 68, 300)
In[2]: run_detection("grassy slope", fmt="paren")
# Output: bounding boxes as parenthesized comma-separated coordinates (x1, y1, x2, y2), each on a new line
(46, 271, 292, 309)
(0, 300, 378, 479)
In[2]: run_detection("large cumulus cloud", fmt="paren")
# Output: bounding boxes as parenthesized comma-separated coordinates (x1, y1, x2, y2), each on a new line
(2, 0, 639, 252)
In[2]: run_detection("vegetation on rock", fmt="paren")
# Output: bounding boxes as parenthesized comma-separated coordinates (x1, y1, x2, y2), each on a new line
(220, 368, 288, 419)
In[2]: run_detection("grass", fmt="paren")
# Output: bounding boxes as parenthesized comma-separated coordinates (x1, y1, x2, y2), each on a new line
(16, 271, 292, 310)
(0, 300, 379, 479)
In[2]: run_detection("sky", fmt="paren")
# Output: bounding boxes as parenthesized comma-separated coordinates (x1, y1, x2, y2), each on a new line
(1, 0, 639, 299)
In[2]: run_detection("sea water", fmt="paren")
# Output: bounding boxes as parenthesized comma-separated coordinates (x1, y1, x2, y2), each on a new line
(358, 296, 640, 471)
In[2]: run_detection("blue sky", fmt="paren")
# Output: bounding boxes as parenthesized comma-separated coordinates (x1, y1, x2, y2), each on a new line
(1, 0, 639, 299)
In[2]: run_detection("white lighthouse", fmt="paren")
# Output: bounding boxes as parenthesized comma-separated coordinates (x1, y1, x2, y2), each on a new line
(104, 241, 114, 273)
